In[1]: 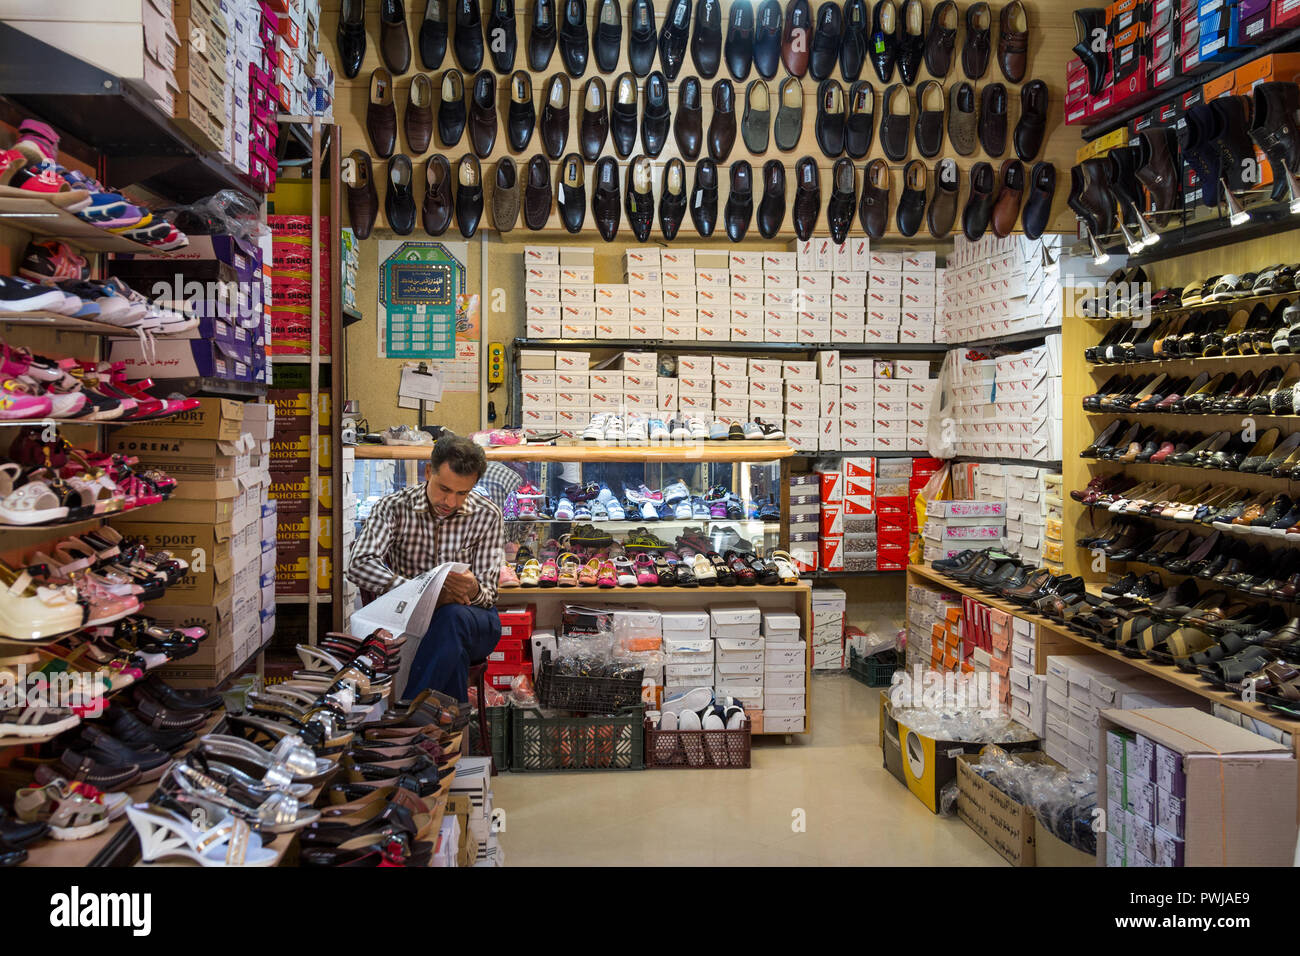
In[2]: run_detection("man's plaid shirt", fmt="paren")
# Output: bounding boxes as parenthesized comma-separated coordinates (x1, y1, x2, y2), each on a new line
(346, 482, 503, 607)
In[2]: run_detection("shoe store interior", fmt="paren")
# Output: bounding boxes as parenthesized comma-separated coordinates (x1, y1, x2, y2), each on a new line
(0, 0, 1296, 878)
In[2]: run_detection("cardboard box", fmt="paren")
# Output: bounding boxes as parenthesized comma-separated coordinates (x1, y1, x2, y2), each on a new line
(1034, 818, 1098, 867)
(956, 751, 1057, 866)
(114, 397, 244, 441)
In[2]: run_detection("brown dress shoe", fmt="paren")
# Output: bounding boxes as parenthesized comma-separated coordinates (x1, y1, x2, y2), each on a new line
(343, 149, 379, 239)
(422, 156, 454, 235)
(927, 157, 959, 238)
(961, 1, 990, 79)
(990, 158, 1024, 238)
(857, 157, 890, 239)
(405, 73, 434, 153)
(367, 68, 398, 158)
(468, 70, 498, 158)
(381, 0, 413, 74)
(978, 81, 1007, 156)
(996, 0, 1027, 83)
(492, 158, 521, 232)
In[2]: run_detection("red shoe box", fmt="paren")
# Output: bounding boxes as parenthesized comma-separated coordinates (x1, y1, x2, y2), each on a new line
(875, 495, 909, 519)
(486, 659, 533, 690)
(487, 641, 528, 665)
(820, 472, 843, 502)
(820, 534, 844, 571)
(498, 606, 535, 641)
(820, 503, 844, 537)
(1279, 0, 1300, 29)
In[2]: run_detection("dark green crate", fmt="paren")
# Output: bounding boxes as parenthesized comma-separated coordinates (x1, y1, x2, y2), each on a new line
(508, 705, 644, 772)
(468, 705, 511, 771)
(848, 647, 901, 688)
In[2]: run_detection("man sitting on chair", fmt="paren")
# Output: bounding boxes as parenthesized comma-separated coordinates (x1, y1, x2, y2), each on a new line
(346, 435, 503, 704)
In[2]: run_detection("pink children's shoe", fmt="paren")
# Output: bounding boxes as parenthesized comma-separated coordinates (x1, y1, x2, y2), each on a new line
(597, 560, 617, 588)
(634, 553, 658, 586)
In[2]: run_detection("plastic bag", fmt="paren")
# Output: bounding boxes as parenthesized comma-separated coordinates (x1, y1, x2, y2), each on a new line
(925, 350, 960, 460)
(169, 189, 270, 240)
(969, 745, 1099, 854)
(509, 674, 537, 706)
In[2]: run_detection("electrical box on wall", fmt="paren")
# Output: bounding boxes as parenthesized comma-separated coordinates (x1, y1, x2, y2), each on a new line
(488, 342, 505, 383)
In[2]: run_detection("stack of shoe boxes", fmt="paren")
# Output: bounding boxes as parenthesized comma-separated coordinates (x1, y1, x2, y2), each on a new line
(962, 604, 1013, 708)
(909, 582, 961, 671)
(788, 474, 821, 574)
(950, 464, 1061, 567)
(676, 353, 713, 422)
(712, 605, 765, 716)
(712, 354, 748, 426)
(927, 600, 965, 674)
(111, 398, 266, 686)
(267, 215, 331, 356)
(243, 401, 277, 654)
(842, 459, 878, 572)
(626, 246, 667, 341)
(490, 607, 535, 691)
(819, 473, 844, 572)
(1043, 475, 1066, 573)
(172, 0, 230, 155)
(1008, 618, 1045, 736)
(560, 250, 598, 340)
(940, 234, 1064, 343)
(761, 611, 804, 732)
(268, 374, 333, 597)
(783, 359, 818, 450)
(518, 347, 558, 436)
(921, 501, 1006, 565)
(1044, 655, 1202, 775)
(944, 340, 1062, 462)
(108, 234, 267, 386)
(811, 587, 846, 671)
(662, 610, 713, 703)
(523, 245, 562, 339)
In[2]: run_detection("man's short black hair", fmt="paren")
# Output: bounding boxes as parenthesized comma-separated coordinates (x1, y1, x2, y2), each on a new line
(430, 435, 487, 480)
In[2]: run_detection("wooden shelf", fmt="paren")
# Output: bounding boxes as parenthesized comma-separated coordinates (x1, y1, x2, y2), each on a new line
(0, 311, 142, 336)
(354, 440, 794, 462)
(0, 197, 168, 253)
(1086, 410, 1300, 422)
(907, 563, 1299, 733)
(504, 517, 774, 531)
(1087, 353, 1299, 371)
(945, 326, 1062, 350)
(1078, 500, 1299, 550)
(513, 336, 949, 355)
(501, 582, 812, 596)
(1081, 290, 1295, 325)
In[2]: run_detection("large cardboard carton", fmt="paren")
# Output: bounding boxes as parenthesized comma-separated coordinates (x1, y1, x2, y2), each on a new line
(113, 398, 244, 441)
(109, 520, 233, 606)
(1097, 708, 1297, 866)
(1034, 819, 1098, 866)
(956, 751, 1060, 866)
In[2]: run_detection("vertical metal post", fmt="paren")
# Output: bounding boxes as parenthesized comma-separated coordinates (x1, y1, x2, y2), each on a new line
(307, 116, 320, 644)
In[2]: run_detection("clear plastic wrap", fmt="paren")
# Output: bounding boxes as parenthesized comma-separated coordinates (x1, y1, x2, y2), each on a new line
(170, 189, 270, 240)
(509, 674, 537, 706)
(969, 745, 1099, 853)
(558, 635, 614, 660)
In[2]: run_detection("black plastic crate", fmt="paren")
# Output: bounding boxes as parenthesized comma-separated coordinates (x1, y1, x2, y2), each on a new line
(509, 705, 644, 772)
(535, 652, 644, 713)
(469, 705, 510, 771)
(848, 647, 901, 687)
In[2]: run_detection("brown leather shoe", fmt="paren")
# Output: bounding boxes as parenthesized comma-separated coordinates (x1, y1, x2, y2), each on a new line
(996, 0, 1027, 82)
(947, 81, 976, 155)
(924, 0, 957, 78)
(343, 149, 379, 239)
(1135, 127, 1179, 214)
(423, 155, 453, 235)
(455, 154, 484, 237)
(991, 158, 1024, 238)
(978, 82, 1007, 156)
(468, 70, 498, 158)
(523, 154, 553, 229)
(492, 158, 521, 231)
(540, 73, 571, 159)
(782, 0, 812, 76)
(579, 76, 610, 161)
(857, 157, 891, 239)
(381, 0, 413, 74)
(405, 73, 434, 153)
(708, 79, 737, 161)
(367, 68, 398, 158)
(961, 1, 990, 79)
(914, 79, 944, 158)
(927, 156, 958, 238)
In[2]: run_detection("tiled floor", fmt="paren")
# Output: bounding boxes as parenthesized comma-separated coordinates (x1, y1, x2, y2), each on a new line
(492, 675, 1005, 866)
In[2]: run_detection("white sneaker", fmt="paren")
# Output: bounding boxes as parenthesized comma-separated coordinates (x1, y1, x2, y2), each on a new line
(649, 418, 669, 441)
(661, 687, 713, 715)
(687, 417, 708, 440)
(742, 421, 762, 440)
(626, 417, 648, 442)
(582, 418, 605, 440)
(701, 711, 727, 764)
(678, 708, 705, 765)
(658, 710, 678, 730)
(669, 417, 688, 439)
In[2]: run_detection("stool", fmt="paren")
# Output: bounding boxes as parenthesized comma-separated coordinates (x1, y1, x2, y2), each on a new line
(466, 660, 495, 775)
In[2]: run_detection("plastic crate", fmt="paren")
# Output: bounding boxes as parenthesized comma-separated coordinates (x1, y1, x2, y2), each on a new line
(469, 705, 511, 771)
(509, 705, 645, 772)
(643, 717, 752, 768)
(848, 647, 901, 687)
(535, 652, 644, 713)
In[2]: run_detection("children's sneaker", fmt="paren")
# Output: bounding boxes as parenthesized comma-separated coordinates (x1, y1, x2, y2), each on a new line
(555, 498, 575, 520)
(688, 417, 709, 439)
(649, 418, 669, 441)
(661, 687, 713, 715)
(742, 421, 762, 440)
(516, 482, 543, 498)
(692, 497, 710, 518)
(708, 421, 728, 440)
(633, 553, 658, 585)
(674, 498, 692, 519)
(605, 496, 626, 520)
(573, 501, 592, 520)
(590, 499, 608, 520)
(499, 565, 520, 588)
(755, 418, 784, 439)
(662, 479, 690, 503)
(669, 418, 688, 439)
(640, 499, 659, 520)
(637, 484, 663, 502)
(582, 418, 605, 440)
(626, 418, 648, 442)
(516, 497, 538, 519)
(613, 556, 637, 586)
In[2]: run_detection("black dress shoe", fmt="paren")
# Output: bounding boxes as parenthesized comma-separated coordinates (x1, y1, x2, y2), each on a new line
(579, 77, 609, 159)
(625, 155, 654, 240)
(643, 71, 672, 156)
(810, 1, 842, 81)
(826, 156, 855, 243)
(560, 0, 589, 76)
(725, 0, 755, 79)
(660, 0, 692, 80)
(339, 0, 367, 78)
(676, 75, 704, 158)
(869, 0, 897, 83)
(468, 70, 498, 158)
(421, 0, 449, 69)
(791, 154, 820, 239)
(707, 78, 736, 160)
(757, 158, 786, 237)
(845, 79, 874, 157)
(557, 153, 587, 231)
(962, 159, 994, 240)
(1021, 161, 1054, 240)
(725, 160, 754, 240)
(753, 0, 783, 77)
(815, 78, 846, 157)
(508, 71, 537, 151)
(858, 156, 889, 237)
(523, 154, 553, 228)
(895, 158, 926, 236)
(386, 153, 418, 234)
(628, 0, 657, 74)
(592, 0, 622, 72)
(691, 158, 719, 235)
(693, 0, 724, 77)
(454, 0, 485, 70)
(659, 157, 688, 238)
(529, 0, 558, 69)
(541, 73, 571, 157)
(438, 69, 467, 147)
(896, 0, 924, 84)
(592, 156, 621, 240)
(841, 0, 868, 80)
(602, 72, 636, 158)
(487, 0, 518, 71)
(879, 81, 909, 161)
(455, 153, 484, 236)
